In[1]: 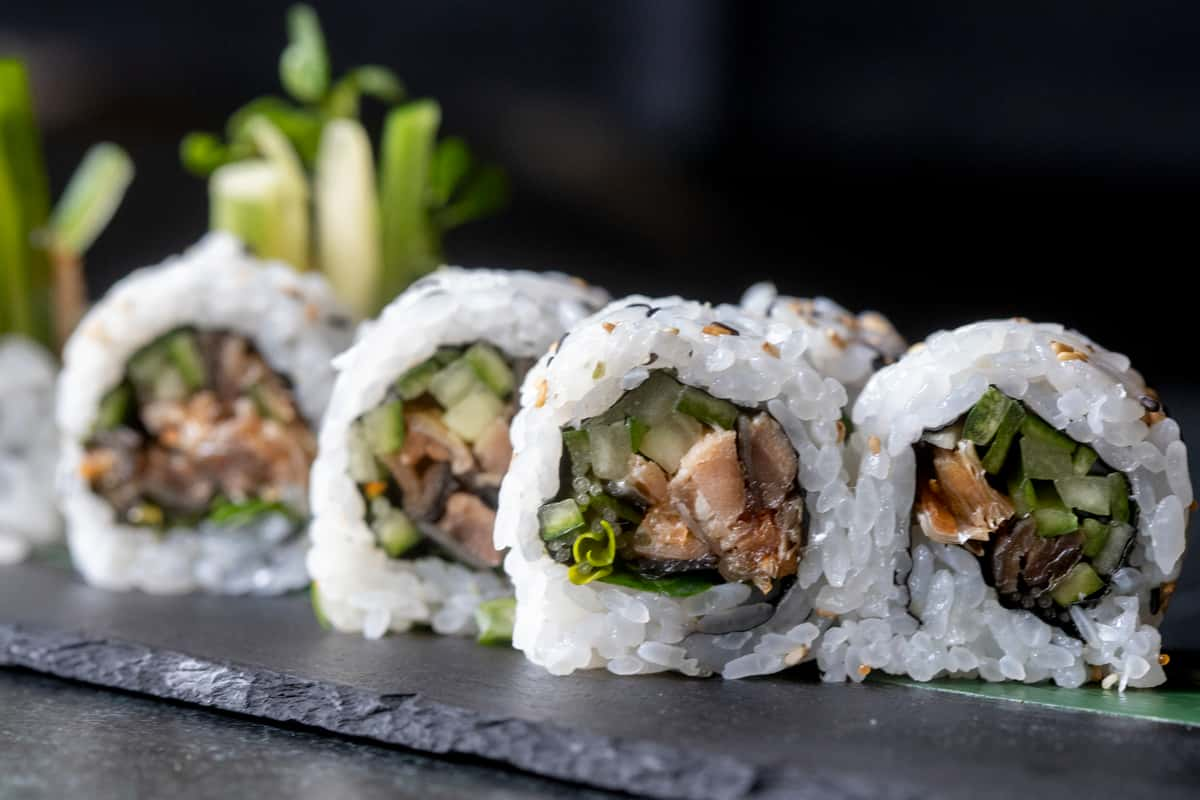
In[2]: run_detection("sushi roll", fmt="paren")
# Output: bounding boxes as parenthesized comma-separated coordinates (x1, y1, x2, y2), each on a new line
(740, 283, 906, 401)
(307, 268, 607, 639)
(57, 234, 352, 594)
(497, 296, 860, 678)
(0, 338, 61, 563)
(819, 319, 1191, 688)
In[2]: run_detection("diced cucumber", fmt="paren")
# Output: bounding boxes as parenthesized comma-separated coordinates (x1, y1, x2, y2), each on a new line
(362, 399, 405, 456)
(1020, 436, 1075, 480)
(395, 358, 440, 400)
(1033, 481, 1068, 512)
(128, 340, 186, 402)
(1054, 476, 1111, 516)
(675, 386, 739, 430)
(1007, 473, 1037, 516)
(588, 493, 644, 525)
(1073, 445, 1099, 476)
(1021, 414, 1077, 453)
(428, 358, 484, 409)
(1108, 472, 1131, 523)
(539, 498, 586, 540)
(371, 497, 422, 557)
(1080, 518, 1111, 558)
(981, 402, 1026, 474)
(94, 383, 131, 432)
(600, 370, 683, 427)
(1092, 521, 1133, 576)
(1052, 563, 1103, 607)
(434, 346, 462, 365)
(588, 420, 633, 480)
(474, 596, 516, 645)
(963, 387, 1013, 446)
(347, 422, 384, 482)
(443, 390, 504, 443)
(151, 368, 188, 403)
(638, 412, 704, 473)
(166, 332, 206, 390)
(562, 428, 591, 476)
(464, 343, 514, 397)
(626, 416, 649, 452)
(1033, 507, 1079, 538)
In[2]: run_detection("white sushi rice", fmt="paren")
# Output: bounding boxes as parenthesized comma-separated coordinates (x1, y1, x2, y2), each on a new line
(308, 268, 607, 638)
(818, 319, 1190, 689)
(741, 282, 907, 402)
(497, 296, 859, 678)
(0, 336, 61, 564)
(57, 233, 352, 594)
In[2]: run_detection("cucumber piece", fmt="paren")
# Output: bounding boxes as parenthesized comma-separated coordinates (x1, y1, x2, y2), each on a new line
(347, 422, 384, 482)
(638, 412, 704, 473)
(443, 390, 504, 443)
(1021, 414, 1077, 453)
(1033, 481, 1068, 512)
(127, 341, 186, 402)
(428, 358, 484, 409)
(474, 596, 516, 645)
(1020, 436, 1075, 480)
(1108, 472, 1131, 523)
(311, 582, 331, 629)
(362, 399, 405, 456)
(433, 346, 462, 365)
(1051, 563, 1103, 607)
(395, 358, 439, 400)
(1092, 521, 1133, 576)
(626, 416, 649, 452)
(562, 428, 591, 476)
(1080, 518, 1111, 558)
(539, 498, 586, 540)
(94, 383, 131, 432)
(600, 370, 683, 427)
(588, 492, 644, 525)
(371, 497, 422, 557)
(166, 331, 206, 390)
(1007, 473, 1037, 516)
(1033, 507, 1079, 538)
(1073, 445, 1099, 476)
(588, 420, 633, 480)
(464, 343, 514, 397)
(1054, 476, 1111, 516)
(981, 402, 1026, 474)
(675, 386, 739, 430)
(962, 387, 1013, 446)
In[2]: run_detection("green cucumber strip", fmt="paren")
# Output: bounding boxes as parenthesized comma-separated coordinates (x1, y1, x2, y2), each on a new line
(1108, 473, 1131, 523)
(94, 383, 131, 433)
(347, 422, 384, 482)
(463, 342, 514, 397)
(587, 493, 644, 525)
(1020, 436, 1075, 480)
(166, 332, 206, 390)
(428, 358, 483, 408)
(588, 420, 633, 480)
(539, 498, 585, 540)
(675, 386, 739, 430)
(599, 370, 683, 427)
(372, 502, 421, 558)
(1054, 476, 1111, 516)
(626, 416, 649, 452)
(1007, 474, 1037, 516)
(1051, 563, 1103, 607)
(379, 100, 442, 300)
(1073, 445, 1099, 476)
(433, 346, 462, 365)
(639, 412, 704, 474)
(46, 142, 134, 258)
(311, 582, 331, 629)
(442, 390, 503, 443)
(1080, 518, 1111, 558)
(981, 402, 1026, 474)
(1021, 414, 1077, 453)
(962, 387, 1013, 446)
(1033, 481, 1067, 512)
(474, 596, 516, 645)
(1093, 521, 1133, 576)
(395, 358, 440, 400)
(599, 570, 715, 597)
(362, 399, 405, 456)
(1033, 507, 1079, 538)
(562, 428, 591, 476)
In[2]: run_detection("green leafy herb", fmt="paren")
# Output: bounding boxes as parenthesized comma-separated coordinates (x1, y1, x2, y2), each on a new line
(599, 571, 716, 598)
(280, 4, 330, 103)
(208, 497, 295, 526)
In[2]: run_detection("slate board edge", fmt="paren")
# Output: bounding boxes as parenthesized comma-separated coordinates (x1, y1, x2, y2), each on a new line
(0, 622, 758, 800)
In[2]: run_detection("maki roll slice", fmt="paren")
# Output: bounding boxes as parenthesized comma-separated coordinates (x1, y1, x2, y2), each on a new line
(307, 269, 607, 639)
(0, 339, 59, 563)
(57, 234, 351, 594)
(821, 319, 1190, 688)
(498, 297, 861, 678)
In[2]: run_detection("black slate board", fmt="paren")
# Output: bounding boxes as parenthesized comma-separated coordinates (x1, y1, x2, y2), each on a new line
(4, 560, 1200, 800)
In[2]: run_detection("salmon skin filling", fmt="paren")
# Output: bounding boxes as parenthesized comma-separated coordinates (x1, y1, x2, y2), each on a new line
(81, 327, 314, 530)
(346, 343, 530, 569)
(914, 386, 1137, 630)
(537, 371, 807, 597)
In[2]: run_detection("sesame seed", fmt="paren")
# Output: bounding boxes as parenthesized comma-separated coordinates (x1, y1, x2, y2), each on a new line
(857, 665, 872, 677)
(836, 420, 847, 443)
(601, 322, 617, 333)
(1159, 653, 1171, 666)
(868, 435, 881, 455)
(784, 646, 809, 666)
(702, 322, 737, 336)
(761, 341, 781, 359)
(826, 329, 848, 349)
(664, 327, 680, 336)
(535, 378, 548, 408)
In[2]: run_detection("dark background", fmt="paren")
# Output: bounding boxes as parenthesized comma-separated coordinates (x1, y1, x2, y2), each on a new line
(7, 1, 1200, 638)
